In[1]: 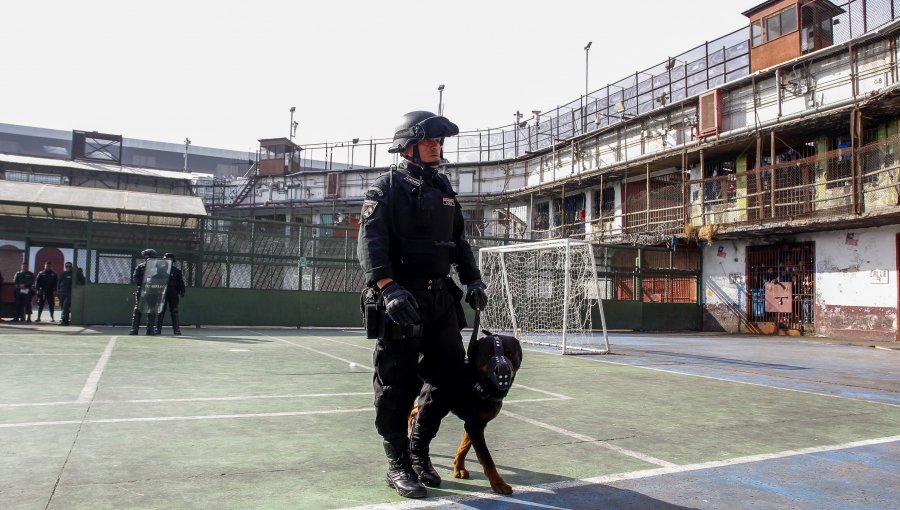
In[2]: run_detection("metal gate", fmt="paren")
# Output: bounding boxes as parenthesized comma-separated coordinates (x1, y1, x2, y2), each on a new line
(746, 242, 815, 333)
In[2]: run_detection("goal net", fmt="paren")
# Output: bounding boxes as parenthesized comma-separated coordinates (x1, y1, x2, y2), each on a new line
(477, 238, 610, 354)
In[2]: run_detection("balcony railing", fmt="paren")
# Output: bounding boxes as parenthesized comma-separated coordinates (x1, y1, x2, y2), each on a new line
(291, 0, 893, 170)
(519, 131, 900, 244)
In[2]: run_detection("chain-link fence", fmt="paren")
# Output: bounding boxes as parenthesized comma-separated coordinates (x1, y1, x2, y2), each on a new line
(280, 1, 896, 170)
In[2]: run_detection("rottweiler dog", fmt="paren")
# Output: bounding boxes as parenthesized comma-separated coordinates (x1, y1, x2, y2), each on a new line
(410, 329, 523, 495)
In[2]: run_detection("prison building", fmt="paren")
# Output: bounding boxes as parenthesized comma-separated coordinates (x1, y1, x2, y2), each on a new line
(3, 0, 900, 341)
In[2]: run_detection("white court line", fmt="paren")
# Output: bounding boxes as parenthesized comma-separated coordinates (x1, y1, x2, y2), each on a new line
(500, 409, 677, 468)
(76, 337, 117, 403)
(0, 407, 374, 428)
(513, 384, 574, 400)
(335, 434, 900, 510)
(246, 329, 374, 371)
(572, 350, 900, 408)
(0, 393, 564, 410)
(0, 392, 372, 408)
(304, 334, 373, 351)
(0, 398, 566, 426)
(0, 353, 97, 356)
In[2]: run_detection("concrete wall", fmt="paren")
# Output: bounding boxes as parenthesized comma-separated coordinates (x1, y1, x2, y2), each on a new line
(808, 227, 897, 341)
(701, 225, 899, 341)
(701, 239, 750, 333)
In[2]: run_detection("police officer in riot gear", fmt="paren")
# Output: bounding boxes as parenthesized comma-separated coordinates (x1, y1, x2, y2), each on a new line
(129, 249, 159, 335)
(156, 253, 186, 335)
(358, 111, 488, 498)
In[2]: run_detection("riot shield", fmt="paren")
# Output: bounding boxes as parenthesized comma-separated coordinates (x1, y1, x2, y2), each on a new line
(139, 259, 171, 314)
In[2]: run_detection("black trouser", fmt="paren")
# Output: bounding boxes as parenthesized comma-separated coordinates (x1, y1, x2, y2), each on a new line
(14, 289, 33, 320)
(372, 282, 465, 443)
(131, 288, 157, 332)
(59, 292, 72, 324)
(157, 293, 180, 331)
(37, 290, 55, 318)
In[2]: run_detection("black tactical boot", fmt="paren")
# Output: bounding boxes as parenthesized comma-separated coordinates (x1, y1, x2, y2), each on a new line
(172, 310, 181, 335)
(409, 420, 442, 487)
(146, 314, 158, 335)
(129, 310, 141, 335)
(383, 439, 427, 498)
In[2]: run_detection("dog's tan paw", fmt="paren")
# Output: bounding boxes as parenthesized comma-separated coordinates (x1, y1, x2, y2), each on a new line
(454, 468, 470, 479)
(490, 480, 513, 495)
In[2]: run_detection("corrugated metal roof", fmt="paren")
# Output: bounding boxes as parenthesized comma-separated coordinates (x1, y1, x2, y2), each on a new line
(0, 153, 213, 181)
(0, 180, 207, 217)
(0, 122, 253, 159)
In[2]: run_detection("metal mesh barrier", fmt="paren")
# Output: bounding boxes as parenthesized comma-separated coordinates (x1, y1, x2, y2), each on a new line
(216, 1, 895, 170)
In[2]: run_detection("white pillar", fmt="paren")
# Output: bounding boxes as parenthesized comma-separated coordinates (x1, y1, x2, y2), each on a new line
(549, 198, 557, 229)
(584, 188, 595, 235)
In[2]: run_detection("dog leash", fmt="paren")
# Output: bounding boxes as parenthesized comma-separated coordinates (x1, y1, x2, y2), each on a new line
(471, 309, 481, 344)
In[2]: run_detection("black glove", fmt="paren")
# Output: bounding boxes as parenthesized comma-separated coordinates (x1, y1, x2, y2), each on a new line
(381, 282, 420, 326)
(465, 280, 488, 311)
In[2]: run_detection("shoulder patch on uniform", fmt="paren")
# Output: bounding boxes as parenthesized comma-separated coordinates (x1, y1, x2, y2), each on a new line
(442, 197, 455, 206)
(361, 199, 378, 219)
(365, 186, 384, 198)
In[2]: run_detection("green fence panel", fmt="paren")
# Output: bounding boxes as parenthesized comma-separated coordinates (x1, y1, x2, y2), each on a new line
(642, 303, 699, 330)
(78, 284, 361, 328)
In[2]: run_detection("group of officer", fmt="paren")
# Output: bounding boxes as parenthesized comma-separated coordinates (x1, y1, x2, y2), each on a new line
(5, 260, 83, 325)
(129, 249, 186, 335)
(357, 110, 488, 499)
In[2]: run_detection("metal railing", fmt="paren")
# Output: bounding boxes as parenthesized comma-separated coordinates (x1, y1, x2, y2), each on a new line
(290, 0, 894, 170)
(520, 131, 900, 244)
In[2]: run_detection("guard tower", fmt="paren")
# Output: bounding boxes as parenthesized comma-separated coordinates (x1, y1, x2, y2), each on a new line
(744, 0, 844, 73)
(257, 137, 303, 176)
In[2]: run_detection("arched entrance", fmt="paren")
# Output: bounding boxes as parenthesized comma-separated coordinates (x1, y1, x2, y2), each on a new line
(35, 247, 65, 274)
(0, 244, 24, 307)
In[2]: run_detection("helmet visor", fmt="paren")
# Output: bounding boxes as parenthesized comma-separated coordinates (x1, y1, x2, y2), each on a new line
(389, 115, 459, 153)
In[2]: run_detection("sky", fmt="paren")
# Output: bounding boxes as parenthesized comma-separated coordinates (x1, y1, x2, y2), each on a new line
(1, 1, 752, 154)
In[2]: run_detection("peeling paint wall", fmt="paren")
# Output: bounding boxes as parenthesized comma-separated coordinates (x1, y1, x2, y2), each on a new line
(701, 239, 750, 332)
(804, 227, 897, 340)
(701, 226, 899, 341)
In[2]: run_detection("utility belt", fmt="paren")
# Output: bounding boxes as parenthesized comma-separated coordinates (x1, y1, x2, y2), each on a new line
(394, 277, 447, 291)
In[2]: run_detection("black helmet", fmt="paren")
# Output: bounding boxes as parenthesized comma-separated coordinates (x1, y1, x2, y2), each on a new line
(163, 253, 176, 261)
(388, 111, 459, 154)
(141, 249, 158, 259)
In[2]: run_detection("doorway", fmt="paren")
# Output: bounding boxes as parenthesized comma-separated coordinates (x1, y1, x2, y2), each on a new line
(746, 242, 815, 333)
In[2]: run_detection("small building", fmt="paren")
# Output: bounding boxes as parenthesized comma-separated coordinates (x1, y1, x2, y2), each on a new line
(744, 0, 845, 72)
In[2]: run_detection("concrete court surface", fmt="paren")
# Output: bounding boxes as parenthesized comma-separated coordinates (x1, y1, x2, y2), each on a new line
(1, 323, 898, 510)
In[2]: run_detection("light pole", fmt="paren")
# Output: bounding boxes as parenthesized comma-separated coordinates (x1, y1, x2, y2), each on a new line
(437, 84, 445, 116)
(514, 110, 523, 157)
(584, 41, 592, 99)
(183, 137, 191, 172)
(289, 106, 296, 140)
(531, 110, 541, 150)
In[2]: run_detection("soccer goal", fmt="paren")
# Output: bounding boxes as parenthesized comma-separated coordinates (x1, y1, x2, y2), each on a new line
(477, 238, 610, 355)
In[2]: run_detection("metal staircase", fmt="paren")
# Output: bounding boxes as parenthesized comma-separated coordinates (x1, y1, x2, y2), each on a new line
(230, 163, 258, 207)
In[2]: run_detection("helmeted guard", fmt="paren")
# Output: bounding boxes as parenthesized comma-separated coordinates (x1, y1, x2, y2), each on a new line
(129, 249, 159, 335)
(155, 253, 186, 335)
(357, 111, 488, 498)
